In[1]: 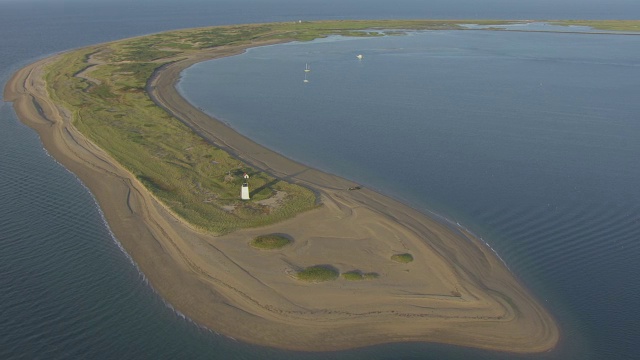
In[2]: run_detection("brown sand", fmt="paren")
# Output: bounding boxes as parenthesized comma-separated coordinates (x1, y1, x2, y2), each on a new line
(4, 40, 559, 353)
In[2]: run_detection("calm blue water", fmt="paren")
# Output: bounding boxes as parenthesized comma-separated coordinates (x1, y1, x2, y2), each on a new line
(1, 0, 640, 359)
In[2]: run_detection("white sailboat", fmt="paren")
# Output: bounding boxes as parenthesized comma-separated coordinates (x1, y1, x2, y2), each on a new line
(304, 63, 311, 72)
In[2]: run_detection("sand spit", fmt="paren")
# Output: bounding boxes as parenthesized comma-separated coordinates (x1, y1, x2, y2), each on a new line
(4, 38, 559, 353)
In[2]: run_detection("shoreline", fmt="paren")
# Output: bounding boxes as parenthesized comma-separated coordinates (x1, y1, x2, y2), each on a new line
(4, 33, 559, 353)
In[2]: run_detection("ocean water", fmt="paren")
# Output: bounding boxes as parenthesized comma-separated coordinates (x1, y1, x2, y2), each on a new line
(2, 1, 640, 359)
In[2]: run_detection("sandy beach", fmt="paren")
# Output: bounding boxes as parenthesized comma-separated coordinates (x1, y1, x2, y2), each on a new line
(4, 37, 559, 353)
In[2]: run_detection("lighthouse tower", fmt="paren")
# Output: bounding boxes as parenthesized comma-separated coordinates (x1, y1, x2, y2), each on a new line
(241, 173, 250, 200)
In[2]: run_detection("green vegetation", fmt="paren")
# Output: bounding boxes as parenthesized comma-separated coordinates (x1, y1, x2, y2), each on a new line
(250, 234, 291, 250)
(342, 271, 380, 281)
(551, 20, 640, 32)
(43, 28, 329, 234)
(296, 266, 339, 282)
(391, 253, 414, 263)
(364, 272, 381, 279)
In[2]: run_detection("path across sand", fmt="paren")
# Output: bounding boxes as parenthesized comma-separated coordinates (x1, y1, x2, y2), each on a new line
(4, 38, 559, 353)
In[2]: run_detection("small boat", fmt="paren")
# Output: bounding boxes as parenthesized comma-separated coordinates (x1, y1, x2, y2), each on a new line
(356, 54, 363, 60)
(304, 63, 311, 72)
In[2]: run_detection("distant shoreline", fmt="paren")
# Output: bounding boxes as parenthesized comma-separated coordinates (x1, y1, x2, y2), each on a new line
(3, 20, 569, 352)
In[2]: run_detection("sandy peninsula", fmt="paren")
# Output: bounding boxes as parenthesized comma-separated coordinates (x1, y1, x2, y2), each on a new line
(4, 30, 559, 353)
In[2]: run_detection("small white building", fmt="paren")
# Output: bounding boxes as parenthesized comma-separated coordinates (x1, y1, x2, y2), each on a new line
(241, 173, 250, 200)
(241, 183, 250, 200)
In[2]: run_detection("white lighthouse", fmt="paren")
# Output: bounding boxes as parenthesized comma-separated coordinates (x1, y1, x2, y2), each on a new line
(241, 173, 250, 200)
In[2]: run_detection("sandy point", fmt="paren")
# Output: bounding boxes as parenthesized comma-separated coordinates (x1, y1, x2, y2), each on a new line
(4, 38, 559, 353)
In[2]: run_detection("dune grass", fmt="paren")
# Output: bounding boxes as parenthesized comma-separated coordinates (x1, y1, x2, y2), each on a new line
(342, 271, 380, 281)
(296, 266, 339, 282)
(43, 30, 325, 234)
(551, 20, 640, 32)
(391, 253, 414, 263)
(250, 234, 291, 250)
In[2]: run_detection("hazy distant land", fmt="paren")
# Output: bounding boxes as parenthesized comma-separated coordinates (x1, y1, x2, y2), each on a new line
(6, 19, 637, 352)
